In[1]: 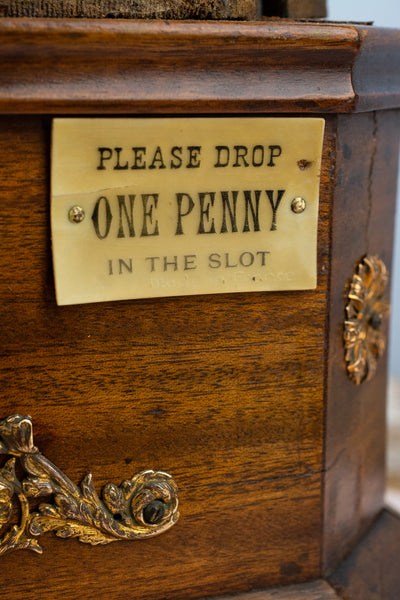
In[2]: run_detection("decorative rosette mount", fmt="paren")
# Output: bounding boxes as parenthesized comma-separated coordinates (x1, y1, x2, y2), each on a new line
(344, 255, 390, 385)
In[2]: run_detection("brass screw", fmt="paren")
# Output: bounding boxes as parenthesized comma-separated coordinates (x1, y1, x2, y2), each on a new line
(69, 206, 85, 224)
(143, 501, 166, 525)
(298, 159, 311, 170)
(291, 197, 306, 214)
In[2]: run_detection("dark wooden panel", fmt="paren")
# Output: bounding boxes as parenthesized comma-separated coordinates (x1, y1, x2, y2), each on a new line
(262, 0, 327, 19)
(285, 0, 326, 18)
(329, 510, 400, 599)
(0, 115, 334, 598)
(323, 111, 400, 573)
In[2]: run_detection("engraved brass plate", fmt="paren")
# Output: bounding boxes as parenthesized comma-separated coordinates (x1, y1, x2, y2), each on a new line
(51, 117, 325, 305)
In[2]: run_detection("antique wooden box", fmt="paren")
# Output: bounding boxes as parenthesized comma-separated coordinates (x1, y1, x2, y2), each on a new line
(1, 11, 400, 600)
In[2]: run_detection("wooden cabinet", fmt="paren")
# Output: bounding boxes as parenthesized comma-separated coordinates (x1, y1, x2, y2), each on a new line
(0, 18, 399, 599)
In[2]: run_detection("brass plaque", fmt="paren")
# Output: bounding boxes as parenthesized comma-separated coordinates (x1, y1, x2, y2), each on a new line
(51, 117, 325, 305)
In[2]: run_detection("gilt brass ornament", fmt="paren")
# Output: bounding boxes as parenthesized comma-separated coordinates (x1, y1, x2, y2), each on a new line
(0, 415, 179, 556)
(344, 255, 389, 385)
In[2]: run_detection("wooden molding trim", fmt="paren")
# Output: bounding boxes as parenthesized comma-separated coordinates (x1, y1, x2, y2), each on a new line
(0, 19, 399, 115)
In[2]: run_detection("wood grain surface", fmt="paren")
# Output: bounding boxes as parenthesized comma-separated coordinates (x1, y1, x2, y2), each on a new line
(0, 115, 334, 599)
(323, 111, 400, 573)
(0, 20, 398, 115)
(205, 579, 338, 599)
(0, 0, 259, 19)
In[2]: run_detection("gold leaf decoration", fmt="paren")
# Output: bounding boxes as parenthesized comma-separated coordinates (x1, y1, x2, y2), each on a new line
(344, 255, 390, 385)
(0, 415, 179, 556)
(0, 480, 13, 529)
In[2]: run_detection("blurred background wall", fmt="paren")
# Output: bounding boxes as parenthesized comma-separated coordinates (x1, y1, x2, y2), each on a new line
(328, 0, 399, 30)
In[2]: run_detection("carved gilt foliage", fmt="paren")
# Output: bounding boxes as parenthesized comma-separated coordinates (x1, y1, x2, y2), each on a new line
(0, 415, 179, 556)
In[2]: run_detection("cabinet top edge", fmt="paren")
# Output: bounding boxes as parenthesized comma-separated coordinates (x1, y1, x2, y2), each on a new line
(0, 19, 399, 114)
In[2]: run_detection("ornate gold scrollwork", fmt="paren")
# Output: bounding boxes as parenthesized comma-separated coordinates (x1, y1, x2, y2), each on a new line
(344, 255, 390, 385)
(0, 415, 179, 556)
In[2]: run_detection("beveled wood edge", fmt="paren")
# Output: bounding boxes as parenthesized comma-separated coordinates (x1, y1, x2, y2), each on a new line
(328, 509, 400, 599)
(0, 18, 398, 115)
(201, 580, 340, 599)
